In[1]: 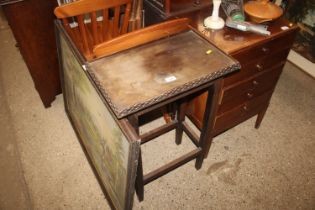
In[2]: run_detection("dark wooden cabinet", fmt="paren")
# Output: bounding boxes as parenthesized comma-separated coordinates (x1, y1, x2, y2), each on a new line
(2, 0, 61, 107)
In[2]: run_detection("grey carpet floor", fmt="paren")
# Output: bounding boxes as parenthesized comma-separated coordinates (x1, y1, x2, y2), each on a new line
(0, 9, 314, 210)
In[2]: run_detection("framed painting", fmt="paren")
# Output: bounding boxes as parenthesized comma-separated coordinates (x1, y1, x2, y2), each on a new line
(55, 21, 140, 210)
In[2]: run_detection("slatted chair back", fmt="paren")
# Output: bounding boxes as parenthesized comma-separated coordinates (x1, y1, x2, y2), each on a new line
(93, 18, 191, 58)
(54, 0, 132, 60)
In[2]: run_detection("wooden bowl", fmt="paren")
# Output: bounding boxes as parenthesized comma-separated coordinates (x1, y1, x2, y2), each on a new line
(244, 0, 283, 23)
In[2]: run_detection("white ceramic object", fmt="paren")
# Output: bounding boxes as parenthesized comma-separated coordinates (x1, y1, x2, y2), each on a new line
(204, 0, 225, 30)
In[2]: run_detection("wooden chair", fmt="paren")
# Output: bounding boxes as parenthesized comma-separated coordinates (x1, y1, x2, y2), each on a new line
(54, 0, 132, 60)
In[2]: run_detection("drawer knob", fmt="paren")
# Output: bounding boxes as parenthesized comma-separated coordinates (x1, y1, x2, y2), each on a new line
(247, 92, 254, 98)
(243, 105, 248, 111)
(252, 80, 259, 86)
(262, 47, 270, 54)
(256, 64, 263, 71)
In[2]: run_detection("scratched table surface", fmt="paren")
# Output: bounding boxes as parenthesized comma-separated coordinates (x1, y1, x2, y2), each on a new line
(87, 30, 240, 119)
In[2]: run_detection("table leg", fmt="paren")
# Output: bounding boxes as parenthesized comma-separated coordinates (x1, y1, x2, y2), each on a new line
(176, 100, 188, 145)
(127, 115, 144, 201)
(195, 80, 222, 169)
(135, 150, 144, 201)
(128, 115, 139, 134)
(255, 105, 268, 129)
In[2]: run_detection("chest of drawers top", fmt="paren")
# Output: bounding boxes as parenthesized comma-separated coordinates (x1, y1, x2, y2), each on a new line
(187, 9, 298, 55)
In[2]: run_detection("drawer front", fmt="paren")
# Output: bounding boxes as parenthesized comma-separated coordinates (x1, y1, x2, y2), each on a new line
(223, 49, 289, 87)
(186, 29, 297, 132)
(214, 90, 273, 134)
(218, 66, 282, 114)
(231, 32, 296, 65)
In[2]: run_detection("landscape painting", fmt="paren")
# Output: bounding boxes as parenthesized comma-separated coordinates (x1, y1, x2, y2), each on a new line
(59, 31, 133, 210)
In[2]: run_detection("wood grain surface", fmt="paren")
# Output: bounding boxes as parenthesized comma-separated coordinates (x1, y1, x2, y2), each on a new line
(88, 30, 239, 118)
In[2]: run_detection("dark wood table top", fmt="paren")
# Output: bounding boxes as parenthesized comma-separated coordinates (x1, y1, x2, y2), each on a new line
(87, 30, 240, 119)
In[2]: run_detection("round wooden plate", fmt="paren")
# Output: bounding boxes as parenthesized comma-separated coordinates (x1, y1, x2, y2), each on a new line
(244, 0, 283, 23)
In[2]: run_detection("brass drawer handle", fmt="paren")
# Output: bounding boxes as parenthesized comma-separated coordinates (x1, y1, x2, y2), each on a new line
(247, 92, 254, 98)
(256, 64, 263, 71)
(262, 47, 270, 54)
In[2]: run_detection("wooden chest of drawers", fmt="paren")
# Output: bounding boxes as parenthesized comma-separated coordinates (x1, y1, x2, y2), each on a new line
(186, 11, 299, 135)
